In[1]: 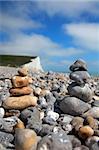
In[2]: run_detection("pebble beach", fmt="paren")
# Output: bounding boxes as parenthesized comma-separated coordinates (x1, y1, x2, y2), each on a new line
(0, 60, 99, 150)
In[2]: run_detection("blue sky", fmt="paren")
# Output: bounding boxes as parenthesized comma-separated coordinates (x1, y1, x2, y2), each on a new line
(0, 0, 99, 73)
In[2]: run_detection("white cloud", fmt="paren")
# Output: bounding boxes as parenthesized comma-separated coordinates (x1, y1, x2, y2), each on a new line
(0, 13, 43, 33)
(63, 23, 99, 51)
(36, 0, 99, 18)
(0, 33, 83, 58)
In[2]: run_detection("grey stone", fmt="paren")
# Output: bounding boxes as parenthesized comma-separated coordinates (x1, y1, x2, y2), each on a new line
(60, 96, 91, 116)
(68, 83, 92, 102)
(83, 107, 99, 119)
(0, 116, 18, 132)
(90, 142, 99, 150)
(0, 131, 14, 148)
(68, 135, 81, 148)
(70, 71, 90, 85)
(37, 132, 72, 150)
(69, 59, 87, 71)
(58, 114, 73, 125)
(92, 100, 99, 107)
(26, 107, 42, 134)
(38, 97, 48, 109)
(20, 107, 40, 122)
(86, 136, 99, 147)
(74, 146, 89, 150)
(39, 124, 54, 136)
(0, 144, 6, 150)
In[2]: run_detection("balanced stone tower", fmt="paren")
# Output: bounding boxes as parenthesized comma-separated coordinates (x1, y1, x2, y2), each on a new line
(60, 59, 98, 140)
(3, 68, 38, 110)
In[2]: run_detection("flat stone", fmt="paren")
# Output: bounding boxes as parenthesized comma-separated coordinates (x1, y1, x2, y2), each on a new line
(60, 96, 91, 116)
(83, 107, 99, 119)
(15, 128, 37, 150)
(69, 59, 87, 71)
(70, 71, 90, 85)
(68, 83, 92, 102)
(11, 76, 30, 88)
(3, 95, 37, 110)
(10, 86, 33, 96)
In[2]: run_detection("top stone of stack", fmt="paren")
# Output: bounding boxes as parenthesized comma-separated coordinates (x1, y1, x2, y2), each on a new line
(69, 59, 87, 72)
(18, 68, 28, 77)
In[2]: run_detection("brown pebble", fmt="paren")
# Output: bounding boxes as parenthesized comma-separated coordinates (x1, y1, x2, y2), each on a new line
(18, 68, 28, 76)
(11, 76, 29, 88)
(86, 116, 98, 130)
(79, 125, 94, 139)
(3, 95, 38, 110)
(10, 86, 33, 96)
(15, 129, 37, 150)
(71, 117, 84, 131)
(15, 119, 25, 129)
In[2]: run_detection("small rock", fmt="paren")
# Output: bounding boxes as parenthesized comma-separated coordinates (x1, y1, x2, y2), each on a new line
(0, 107, 5, 118)
(38, 97, 48, 109)
(0, 131, 14, 147)
(74, 145, 89, 150)
(60, 96, 91, 116)
(71, 117, 84, 131)
(70, 71, 90, 85)
(86, 136, 99, 147)
(85, 116, 98, 130)
(69, 59, 87, 71)
(34, 87, 42, 96)
(3, 95, 38, 109)
(78, 125, 94, 139)
(5, 109, 20, 117)
(92, 100, 99, 107)
(15, 128, 37, 150)
(90, 142, 99, 150)
(11, 76, 29, 88)
(18, 67, 28, 76)
(26, 107, 42, 134)
(46, 110, 59, 122)
(37, 132, 72, 150)
(68, 83, 92, 102)
(0, 144, 6, 150)
(68, 135, 81, 148)
(15, 118, 25, 129)
(0, 116, 18, 132)
(9, 86, 33, 96)
(62, 124, 72, 133)
(39, 124, 53, 136)
(93, 95, 99, 101)
(83, 107, 99, 119)
(58, 114, 73, 125)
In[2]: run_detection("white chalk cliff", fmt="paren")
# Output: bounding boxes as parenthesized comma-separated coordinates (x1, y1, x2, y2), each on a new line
(22, 56, 43, 72)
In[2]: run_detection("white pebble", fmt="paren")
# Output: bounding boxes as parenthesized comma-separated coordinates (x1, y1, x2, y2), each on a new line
(0, 107, 5, 118)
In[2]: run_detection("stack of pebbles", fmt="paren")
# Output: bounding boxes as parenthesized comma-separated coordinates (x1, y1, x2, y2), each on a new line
(60, 60, 99, 148)
(3, 67, 37, 110)
(1, 68, 38, 150)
